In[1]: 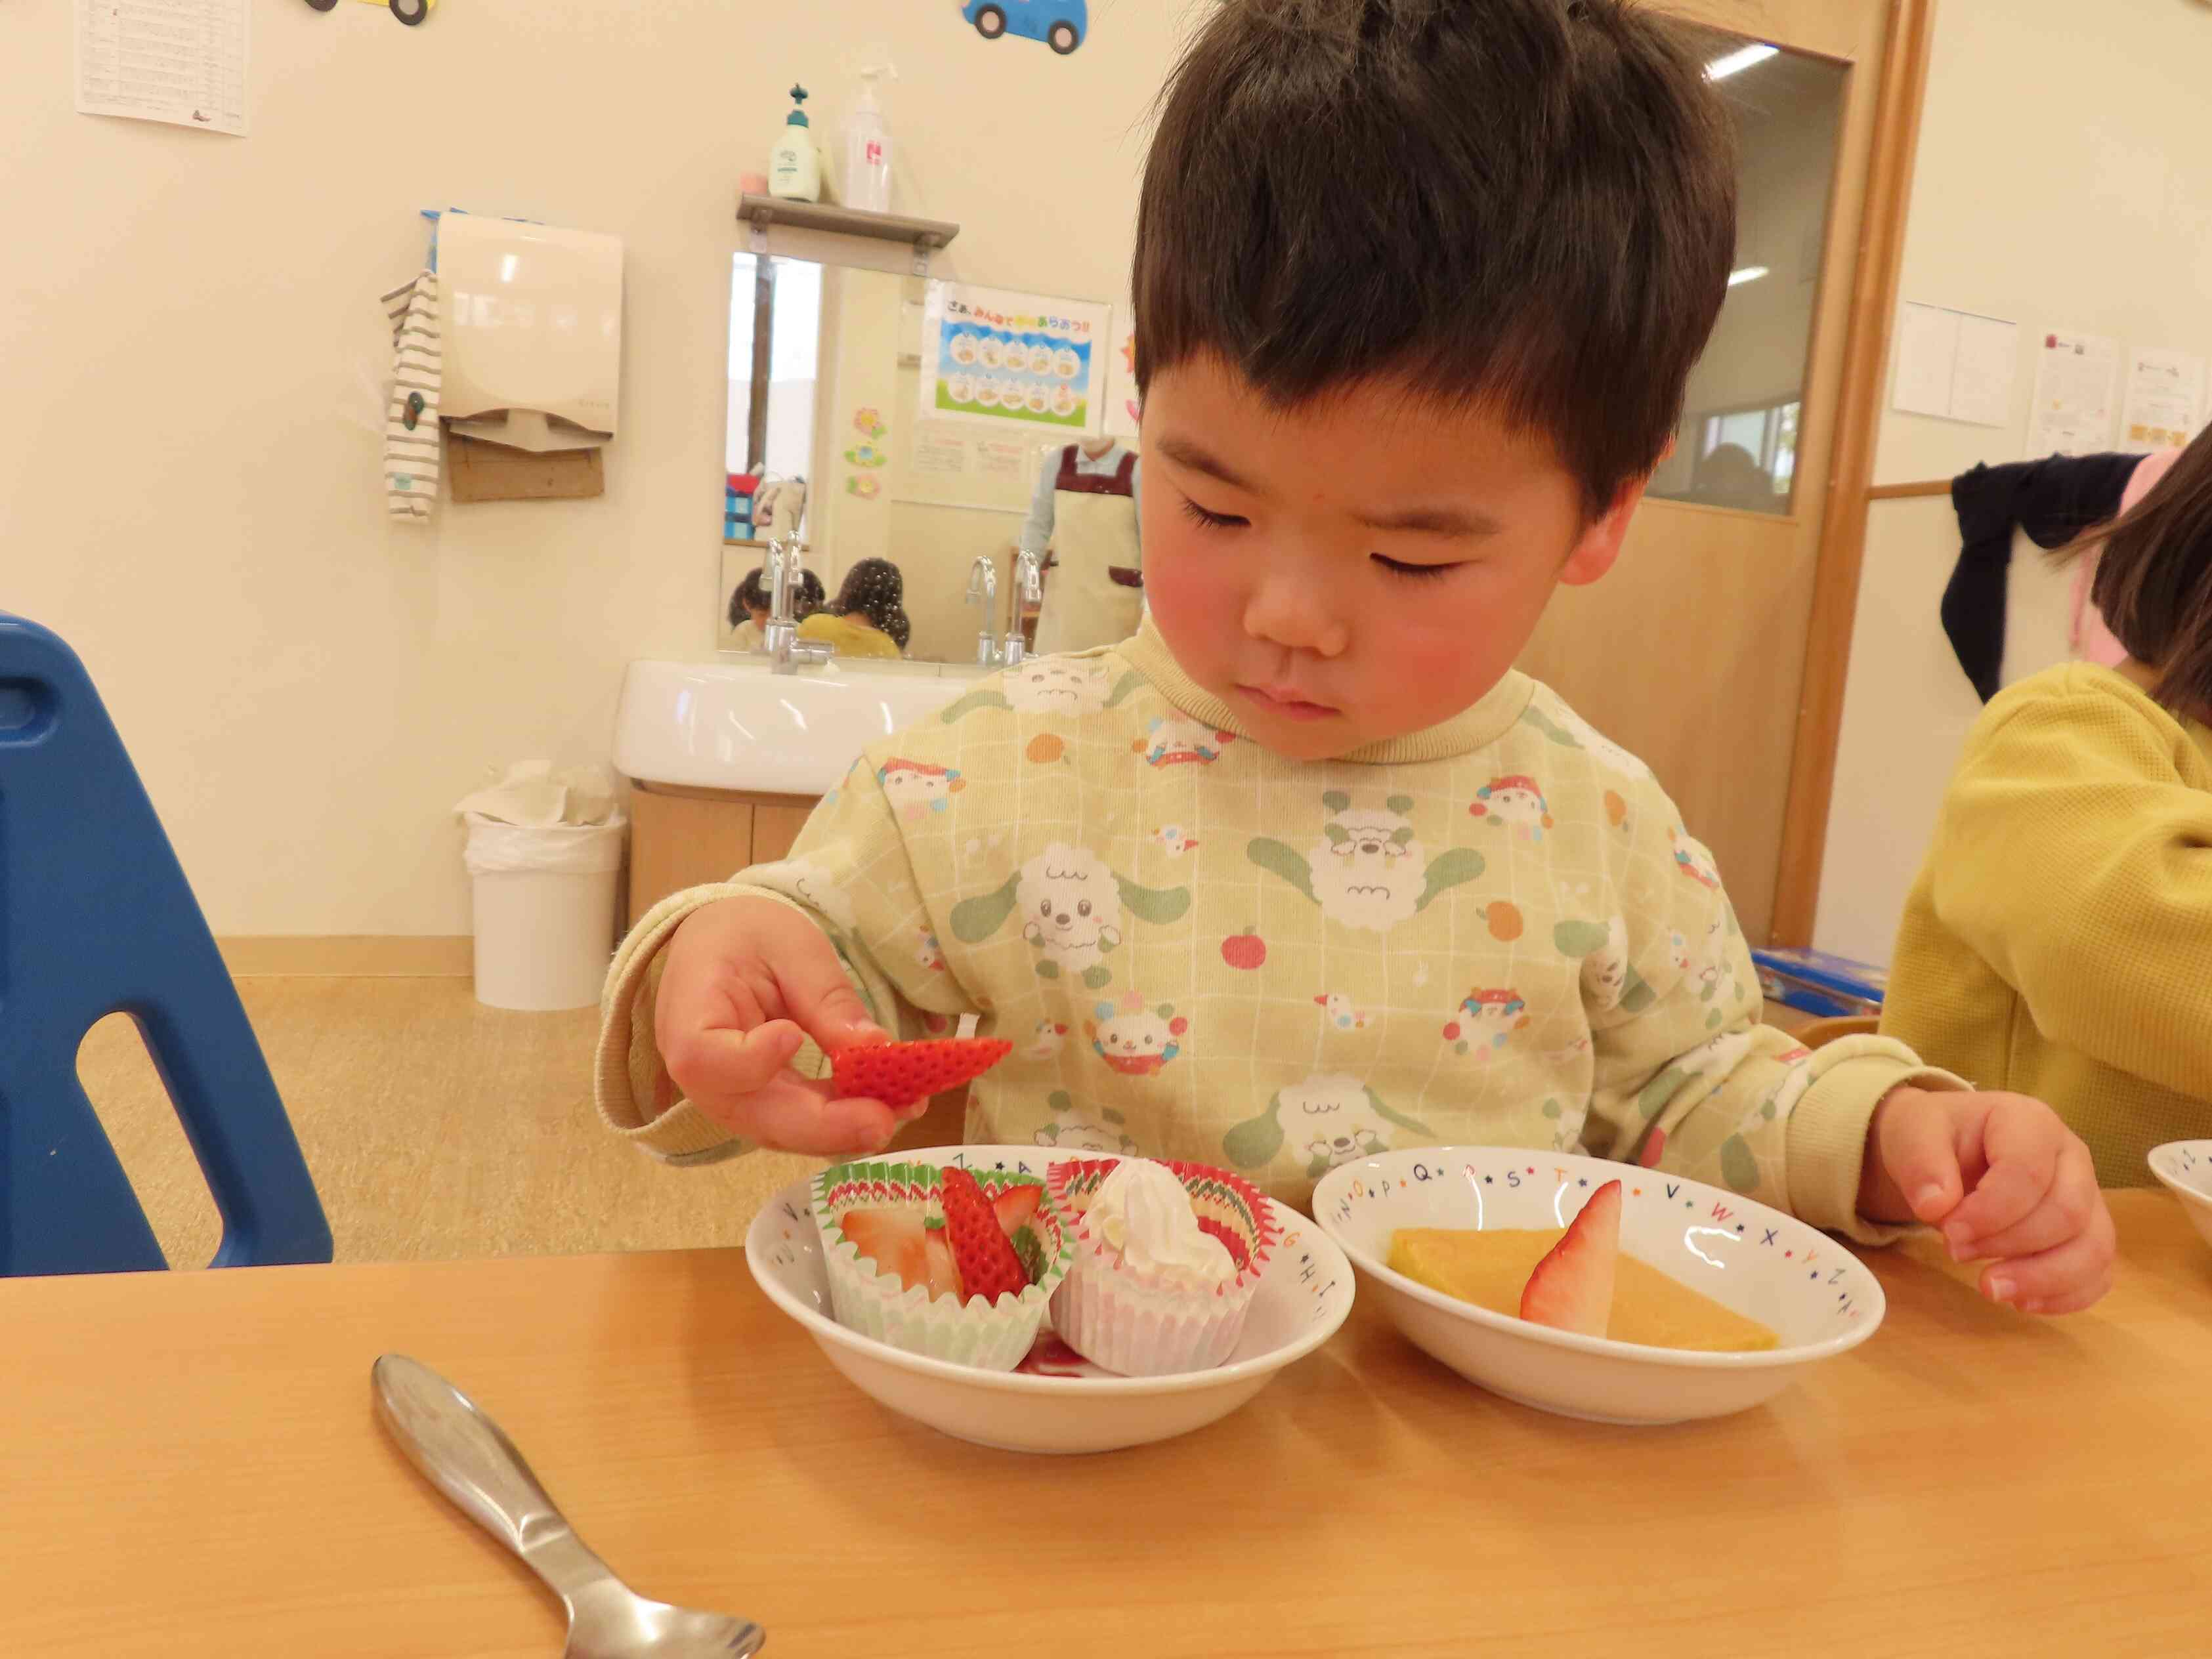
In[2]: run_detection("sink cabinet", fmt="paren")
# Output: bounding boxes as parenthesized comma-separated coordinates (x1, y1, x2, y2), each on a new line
(626, 782, 820, 928)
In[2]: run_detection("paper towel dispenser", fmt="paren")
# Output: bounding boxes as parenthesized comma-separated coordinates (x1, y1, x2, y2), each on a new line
(440, 215, 623, 453)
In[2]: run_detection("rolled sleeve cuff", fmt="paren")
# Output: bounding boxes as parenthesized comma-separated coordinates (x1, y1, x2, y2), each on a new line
(1785, 1036, 1970, 1245)
(593, 882, 832, 1162)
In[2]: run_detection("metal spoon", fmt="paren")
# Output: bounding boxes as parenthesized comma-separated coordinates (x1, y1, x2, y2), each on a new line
(373, 1354, 766, 1658)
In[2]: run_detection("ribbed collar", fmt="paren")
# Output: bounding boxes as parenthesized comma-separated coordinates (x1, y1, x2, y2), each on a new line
(1116, 616, 1533, 765)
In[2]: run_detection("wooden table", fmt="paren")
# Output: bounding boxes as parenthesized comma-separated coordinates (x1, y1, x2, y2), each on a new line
(9, 1191, 2209, 1658)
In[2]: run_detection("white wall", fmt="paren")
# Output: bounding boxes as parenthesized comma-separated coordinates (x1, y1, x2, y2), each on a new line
(3, 0, 1181, 934)
(1816, 0, 2212, 965)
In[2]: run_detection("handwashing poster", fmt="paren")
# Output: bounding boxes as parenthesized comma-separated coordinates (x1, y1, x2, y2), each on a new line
(922, 280, 1110, 432)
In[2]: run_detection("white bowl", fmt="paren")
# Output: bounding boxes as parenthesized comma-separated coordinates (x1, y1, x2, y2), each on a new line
(1312, 1147, 1885, 1425)
(2148, 1141, 2212, 1250)
(745, 1146, 1354, 1454)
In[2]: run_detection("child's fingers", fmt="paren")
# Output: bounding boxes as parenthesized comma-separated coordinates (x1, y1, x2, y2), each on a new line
(1939, 1100, 2062, 1246)
(714, 971, 771, 1034)
(654, 945, 769, 1064)
(1949, 1140, 2099, 1263)
(769, 935, 893, 1051)
(1874, 1093, 1967, 1224)
(742, 1085, 901, 1157)
(666, 1020, 804, 1108)
(1982, 1198, 2117, 1314)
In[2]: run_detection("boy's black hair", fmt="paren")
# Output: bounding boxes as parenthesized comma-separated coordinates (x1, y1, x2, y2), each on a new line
(1134, 0, 1737, 514)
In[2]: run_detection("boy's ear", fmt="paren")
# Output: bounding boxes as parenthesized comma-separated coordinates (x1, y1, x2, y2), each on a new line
(1559, 474, 1650, 589)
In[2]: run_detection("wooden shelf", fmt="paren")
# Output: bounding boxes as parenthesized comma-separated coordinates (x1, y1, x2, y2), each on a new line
(736, 193, 960, 257)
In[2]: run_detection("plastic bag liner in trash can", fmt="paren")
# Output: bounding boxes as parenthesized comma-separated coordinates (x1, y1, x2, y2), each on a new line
(458, 765, 628, 1010)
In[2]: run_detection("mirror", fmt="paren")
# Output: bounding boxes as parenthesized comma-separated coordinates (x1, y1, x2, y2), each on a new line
(720, 254, 1143, 664)
(1646, 31, 1849, 516)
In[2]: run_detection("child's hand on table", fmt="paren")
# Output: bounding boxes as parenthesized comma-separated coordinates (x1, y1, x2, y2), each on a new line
(1859, 1087, 2116, 1314)
(654, 896, 910, 1155)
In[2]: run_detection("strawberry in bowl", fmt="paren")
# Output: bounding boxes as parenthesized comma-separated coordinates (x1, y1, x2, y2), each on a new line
(750, 1146, 1356, 1453)
(811, 1158, 1073, 1372)
(1314, 1148, 1884, 1424)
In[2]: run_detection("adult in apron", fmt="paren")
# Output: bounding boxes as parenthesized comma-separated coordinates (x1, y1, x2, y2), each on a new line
(1026, 439, 1145, 656)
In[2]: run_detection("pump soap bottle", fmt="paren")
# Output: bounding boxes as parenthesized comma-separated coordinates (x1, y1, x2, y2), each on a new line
(842, 60, 897, 215)
(769, 85, 822, 203)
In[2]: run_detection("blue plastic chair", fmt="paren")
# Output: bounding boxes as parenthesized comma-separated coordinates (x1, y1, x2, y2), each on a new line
(0, 613, 332, 1275)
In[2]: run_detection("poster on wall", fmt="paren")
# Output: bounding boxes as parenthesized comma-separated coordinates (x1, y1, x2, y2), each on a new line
(1102, 309, 1141, 440)
(920, 281, 1111, 434)
(2024, 329, 2117, 458)
(2117, 346, 2206, 455)
(1890, 301, 2016, 428)
(76, 0, 249, 134)
(889, 416, 1036, 516)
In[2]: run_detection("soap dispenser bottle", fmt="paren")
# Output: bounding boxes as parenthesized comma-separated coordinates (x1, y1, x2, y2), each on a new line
(842, 59, 897, 215)
(769, 85, 822, 203)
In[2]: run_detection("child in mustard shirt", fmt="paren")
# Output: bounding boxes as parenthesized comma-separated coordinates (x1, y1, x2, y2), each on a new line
(1886, 422, 2212, 1191)
(796, 557, 909, 661)
(601, 0, 2112, 1314)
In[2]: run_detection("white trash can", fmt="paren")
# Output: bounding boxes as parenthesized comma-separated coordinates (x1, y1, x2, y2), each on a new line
(462, 809, 627, 1011)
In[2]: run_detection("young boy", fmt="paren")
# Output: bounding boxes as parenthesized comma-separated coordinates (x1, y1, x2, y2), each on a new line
(601, 0, 2112, 1313)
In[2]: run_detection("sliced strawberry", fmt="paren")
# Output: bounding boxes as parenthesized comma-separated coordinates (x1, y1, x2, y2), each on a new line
(939, 1166, 1029, 1305)
(830, 1038, 1014, 1110)
(1197, 1215, 1250, 1274)
(922, 1226, 962, 1301)
(1519, 1179, 1621, 1338)
(838, 1207, 929, 1295)
(991, 1183, 1043, 1238)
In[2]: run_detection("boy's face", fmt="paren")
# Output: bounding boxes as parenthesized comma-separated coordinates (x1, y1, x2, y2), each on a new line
(1139, 356, 1644, 761)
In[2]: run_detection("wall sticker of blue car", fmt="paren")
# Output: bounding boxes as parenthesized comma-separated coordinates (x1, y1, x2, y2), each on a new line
(961, 0, 1087, 55)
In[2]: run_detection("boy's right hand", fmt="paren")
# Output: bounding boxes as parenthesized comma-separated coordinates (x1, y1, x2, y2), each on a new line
(653, 896, 908, 1155)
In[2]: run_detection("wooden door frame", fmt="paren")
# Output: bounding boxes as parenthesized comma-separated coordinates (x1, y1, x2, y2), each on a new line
(1768, 0, 1940, 946)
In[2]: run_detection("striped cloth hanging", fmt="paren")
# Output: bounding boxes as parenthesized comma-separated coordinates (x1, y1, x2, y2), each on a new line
(381, 270, 443, 519)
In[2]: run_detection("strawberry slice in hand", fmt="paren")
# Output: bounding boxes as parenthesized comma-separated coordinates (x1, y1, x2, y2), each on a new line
(1520, 1179, 1621, 1338)
(831, 1037, 1013, 1110)
(939, 1166, 1030, 1305)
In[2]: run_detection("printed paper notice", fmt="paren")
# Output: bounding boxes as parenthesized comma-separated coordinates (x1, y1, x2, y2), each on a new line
(910, 429, 970, 477)
(77, 0, 248, 136)
(1892, 303, 2016, 427)
(920, 281, 1111, 433)
(2118, 346, 2205, 455)
(975, 438, 1031, 478)
(2024, 330, 2117, 458)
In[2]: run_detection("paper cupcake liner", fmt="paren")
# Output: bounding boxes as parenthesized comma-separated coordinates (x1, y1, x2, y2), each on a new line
(811, 1159, 1075, 1373)
(1044, 1158, 1282, 1377)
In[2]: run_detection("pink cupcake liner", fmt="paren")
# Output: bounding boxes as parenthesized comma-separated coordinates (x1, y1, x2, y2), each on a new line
(1044, 1158, 1281, 1377)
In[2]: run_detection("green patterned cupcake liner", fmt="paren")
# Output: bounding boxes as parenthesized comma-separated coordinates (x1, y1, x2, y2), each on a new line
(811, 1158, 1076, 1372)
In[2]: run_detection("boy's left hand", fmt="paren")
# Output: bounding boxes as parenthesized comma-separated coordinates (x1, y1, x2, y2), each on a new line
(1858, 1085, 2115, 1314)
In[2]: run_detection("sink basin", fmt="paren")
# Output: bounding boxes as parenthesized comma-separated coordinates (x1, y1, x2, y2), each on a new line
(613, 659, 988, 793)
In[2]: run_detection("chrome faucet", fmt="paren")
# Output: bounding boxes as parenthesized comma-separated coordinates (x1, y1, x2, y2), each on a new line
(761, 536, 831, 675)
(964, 554, 1000, 666)
(966, 550, 1046, 668)
(1004, 547, 1045, 667)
